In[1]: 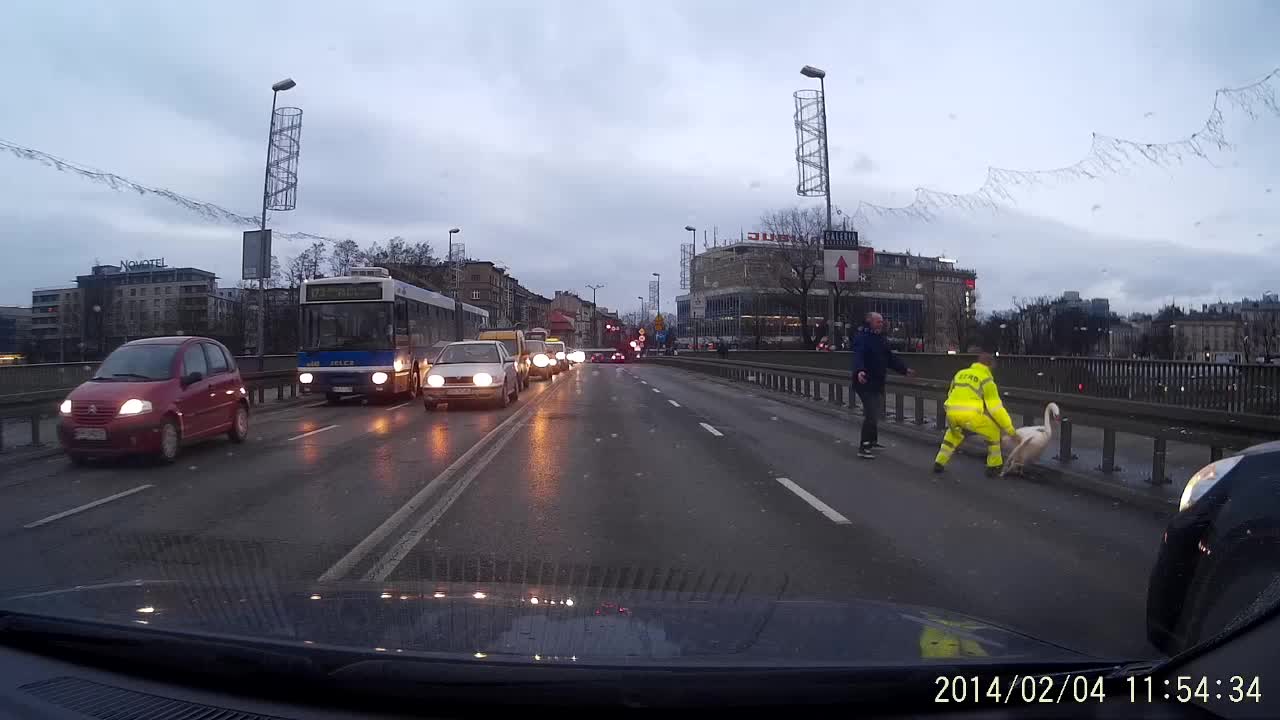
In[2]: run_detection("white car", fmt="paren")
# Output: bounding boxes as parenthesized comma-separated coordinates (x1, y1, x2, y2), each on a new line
(423, 341, 521, 411)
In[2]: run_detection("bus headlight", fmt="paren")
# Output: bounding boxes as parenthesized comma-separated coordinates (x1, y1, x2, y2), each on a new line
(372, 372, 389, 385)
(473, 373, 493, 387)
(298, 373, 313, 384)
(427, 374, 445, 387)
(532, 354, 550, 368)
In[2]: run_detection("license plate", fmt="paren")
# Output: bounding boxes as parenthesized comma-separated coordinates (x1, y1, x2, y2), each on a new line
(74, 428, 107, 441)
(446, 388, 473, 396)
(333, 386, 353, 394)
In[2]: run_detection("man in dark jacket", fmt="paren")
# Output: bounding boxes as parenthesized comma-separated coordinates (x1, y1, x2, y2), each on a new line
(851, 312, 915, 459)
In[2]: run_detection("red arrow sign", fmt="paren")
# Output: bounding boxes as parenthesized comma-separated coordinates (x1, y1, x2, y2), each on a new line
(835, 255, 848, 281)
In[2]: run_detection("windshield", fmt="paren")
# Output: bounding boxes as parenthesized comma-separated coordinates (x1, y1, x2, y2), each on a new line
(301, 303, 392, 351)
(434, 344, 500, 364)
(10, 3, 1280, 692)
(92, 345, 178, 381)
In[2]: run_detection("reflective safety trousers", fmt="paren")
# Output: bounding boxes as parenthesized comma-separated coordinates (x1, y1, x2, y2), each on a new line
(935, 410, 1004, 469)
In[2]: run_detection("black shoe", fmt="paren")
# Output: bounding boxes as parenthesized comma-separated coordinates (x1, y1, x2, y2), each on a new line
(932, 463, 945, 474)
(857, 448, 875, 459)
(985, 466, 1001, 478)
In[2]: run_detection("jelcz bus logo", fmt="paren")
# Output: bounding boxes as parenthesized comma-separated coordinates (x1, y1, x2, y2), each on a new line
(328, 360, 356, 366)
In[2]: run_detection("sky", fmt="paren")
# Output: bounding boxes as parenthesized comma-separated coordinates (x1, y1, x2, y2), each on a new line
(1, 0, 1279, 316)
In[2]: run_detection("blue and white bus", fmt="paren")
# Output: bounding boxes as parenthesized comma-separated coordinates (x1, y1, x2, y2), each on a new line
(297, 267, 488, 402)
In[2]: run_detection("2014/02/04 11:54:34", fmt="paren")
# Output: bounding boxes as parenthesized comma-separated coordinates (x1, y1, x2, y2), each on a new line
(1128, 675, 1261, 704)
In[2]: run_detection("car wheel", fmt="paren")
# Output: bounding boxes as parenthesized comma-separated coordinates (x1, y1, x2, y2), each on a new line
(424, 400, 438, 412)
(228, 403, 249, 443)
(509, 379, 520, 403)
(67, 452, 90, 467)
(494, 382, 510, 409)
(406, 369, 420, 399)
(157, 418, 181, 464)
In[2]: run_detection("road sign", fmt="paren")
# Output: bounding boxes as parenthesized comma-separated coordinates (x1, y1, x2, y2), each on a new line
(691, 295, 706, 319)
(656, 331, 668, 344)
(654, 313, 665, 331)
(242, 229, 272, 280)
(822, 229, 859, 249)
(824, 249, 856, 283)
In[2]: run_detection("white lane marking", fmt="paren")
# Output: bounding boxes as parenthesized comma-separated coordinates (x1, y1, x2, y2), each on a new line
(699, 422, 723, 437)
(652, 388, 661, 393)
(640, 380, 648, 385)
(318, 376, 568, 583)
(775, 477, 851, 525)
(287, 424, 338, 441)
(668, 400, 680, 407)
(24, 485, 154, 529)
(387, 401, 411, 411)
(305, 401, 329, 408)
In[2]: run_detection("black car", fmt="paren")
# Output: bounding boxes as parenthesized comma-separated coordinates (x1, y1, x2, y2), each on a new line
(1147, 440, 1280, 655)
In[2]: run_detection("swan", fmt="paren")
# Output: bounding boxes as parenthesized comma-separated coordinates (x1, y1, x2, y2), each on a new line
(1001, 402, 1061, 477)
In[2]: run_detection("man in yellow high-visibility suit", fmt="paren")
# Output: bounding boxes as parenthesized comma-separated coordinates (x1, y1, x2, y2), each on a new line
(933, 351, 1017, 478)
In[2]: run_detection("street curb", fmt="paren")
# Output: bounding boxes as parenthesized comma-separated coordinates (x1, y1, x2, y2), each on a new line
(679, 368, 1179, 514)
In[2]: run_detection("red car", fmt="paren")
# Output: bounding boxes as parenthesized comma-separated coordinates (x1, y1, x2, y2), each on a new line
(610, 351, 627, 364)
(58, 337, 250, 464)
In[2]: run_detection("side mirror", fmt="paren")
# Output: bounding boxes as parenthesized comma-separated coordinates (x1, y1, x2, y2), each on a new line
(182, 371, 204, 387)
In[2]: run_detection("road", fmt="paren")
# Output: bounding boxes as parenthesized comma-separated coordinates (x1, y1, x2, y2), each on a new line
(0, 362, 1171, 660)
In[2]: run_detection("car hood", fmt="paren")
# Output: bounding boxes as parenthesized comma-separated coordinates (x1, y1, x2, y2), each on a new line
(0, 579, 1093, 667)
(67, 379, 169, 403)
(427, 362, 505, 377)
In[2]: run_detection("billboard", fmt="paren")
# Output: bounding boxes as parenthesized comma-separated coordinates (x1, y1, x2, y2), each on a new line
(242, 229, 272, 280)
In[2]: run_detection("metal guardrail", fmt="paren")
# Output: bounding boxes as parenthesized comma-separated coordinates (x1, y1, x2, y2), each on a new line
(0, 369, 303, 452)
(677, 350, 1280, 415)
(653, 356, 1280, 486)
(0, 355, 297, 396)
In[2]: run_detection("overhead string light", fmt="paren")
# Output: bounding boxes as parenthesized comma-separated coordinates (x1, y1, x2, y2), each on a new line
(0, 137, 346, 243)
(847, 67, 1280, 226)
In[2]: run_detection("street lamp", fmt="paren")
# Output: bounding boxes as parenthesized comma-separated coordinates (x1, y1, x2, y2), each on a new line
(800, 64, 834, 340)
(448, 228, 462, 339)
(652, 272, 660, 316)
(256, 77, 296, 364)
(586, 283, 604, 345)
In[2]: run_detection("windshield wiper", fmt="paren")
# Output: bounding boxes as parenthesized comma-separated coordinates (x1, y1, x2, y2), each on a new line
(108, 373, 156, 381)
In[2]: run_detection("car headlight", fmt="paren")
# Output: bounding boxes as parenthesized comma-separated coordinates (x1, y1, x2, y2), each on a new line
(555, 351, 566, 360)
(550, 358, 558, 366)
(393, 359, 405, 372)
(59, 399, 72, 415)
(1179, 456, 1244, 511)
(298, 372, 314, 384)
(427, 374, 445, 387)
(569, 351, 585, 363)
(473, 373, 493, 387)
(117, 398, 153, 416)
(371, 372, 389, 385)
(533, 354, 549, 368)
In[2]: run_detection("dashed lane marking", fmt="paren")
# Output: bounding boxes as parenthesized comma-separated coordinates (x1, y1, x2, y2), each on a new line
(387, 401, 411, 411)
(668, 400, 680, 407)
(699, 422, 724, 437)
(24, 485, 154, 529)
(775, 477, 851, 525)
(287, 424, 338, 441)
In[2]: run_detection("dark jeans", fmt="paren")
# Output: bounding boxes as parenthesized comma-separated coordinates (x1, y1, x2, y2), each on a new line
(855, 386, 881, 449)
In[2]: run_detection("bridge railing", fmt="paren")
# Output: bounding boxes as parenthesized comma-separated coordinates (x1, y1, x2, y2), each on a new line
(676, 351, 1280, 415)
(652, 355, 1280, 489)
(0, 356, 297, 396)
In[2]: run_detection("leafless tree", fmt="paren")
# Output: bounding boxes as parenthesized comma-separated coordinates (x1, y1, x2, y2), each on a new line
(936, 287, 978, 352)
(329, 238, 360, 276)
(759, 205, 825, 348)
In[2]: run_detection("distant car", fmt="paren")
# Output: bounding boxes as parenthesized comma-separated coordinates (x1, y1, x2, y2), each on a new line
(526, 340, 554, 381)
(1146, 440, 1280, 655)
(610, 351, 627, 364)
(58, 337, 249, 464)
(544, 340, 568, 373)
(423, 340, 520, 410)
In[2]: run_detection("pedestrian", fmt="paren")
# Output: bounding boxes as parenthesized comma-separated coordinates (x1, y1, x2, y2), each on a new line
(717, 340, 729, 359)
(933, 350, 1017, 478)
(851, 312, 915, 459)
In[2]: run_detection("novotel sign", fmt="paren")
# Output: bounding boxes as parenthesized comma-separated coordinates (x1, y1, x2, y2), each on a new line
(120, 258, 166, 272)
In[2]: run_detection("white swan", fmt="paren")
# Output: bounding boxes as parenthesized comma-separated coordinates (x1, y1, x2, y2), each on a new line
(1002, 402, 1061, 477)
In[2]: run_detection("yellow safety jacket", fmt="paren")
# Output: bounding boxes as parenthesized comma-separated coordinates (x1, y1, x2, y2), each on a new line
(944, 362, 1015, 436)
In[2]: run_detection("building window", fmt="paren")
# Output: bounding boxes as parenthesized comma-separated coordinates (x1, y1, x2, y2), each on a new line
(471, 290, 481, 300)
(130, 289, 136, 297)
(165, 286, 172, 294)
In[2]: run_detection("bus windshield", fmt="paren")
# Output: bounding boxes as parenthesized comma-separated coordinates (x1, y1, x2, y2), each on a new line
(301, 303, 393, 351)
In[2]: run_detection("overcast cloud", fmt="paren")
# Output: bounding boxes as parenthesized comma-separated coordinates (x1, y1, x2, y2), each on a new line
(2, 0, 1279, 315)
